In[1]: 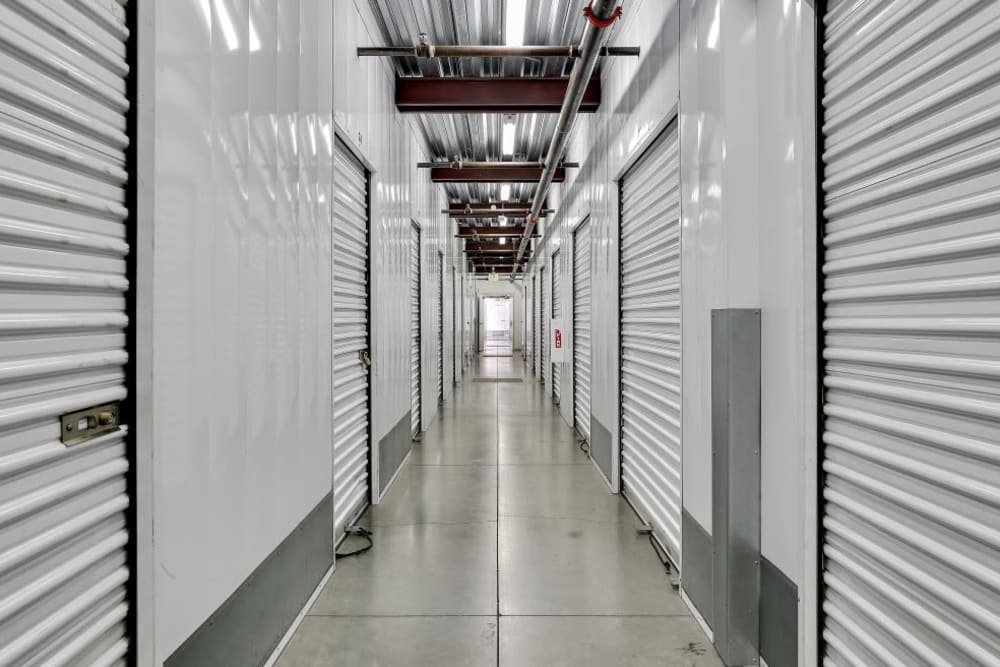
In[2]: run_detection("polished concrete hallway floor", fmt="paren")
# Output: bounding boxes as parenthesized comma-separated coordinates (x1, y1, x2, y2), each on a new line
(277, 356, 721, 666)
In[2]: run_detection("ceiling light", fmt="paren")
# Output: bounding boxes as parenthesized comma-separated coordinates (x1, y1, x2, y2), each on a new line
(505, 0, 527, 47)
(501, 116, 516, 156)
(500, 184, 511, 201)
(498, 215, 508, 225)
(500, 237, 508, 245)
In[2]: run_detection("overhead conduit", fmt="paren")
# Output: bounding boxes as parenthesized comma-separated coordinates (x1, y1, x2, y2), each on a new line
(512, 0, 624, 279)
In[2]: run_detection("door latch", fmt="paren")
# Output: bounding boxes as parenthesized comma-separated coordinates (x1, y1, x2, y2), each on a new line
(359, 350, 372, 368)
(61, 402, 121, 446)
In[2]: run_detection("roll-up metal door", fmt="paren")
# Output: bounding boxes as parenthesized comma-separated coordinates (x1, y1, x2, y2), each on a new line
(527, 276, 535, 370)
(0, 3, 132, 664)
(551, 251, 562, 404)
(619, 124, 682, 564)
(539, 267, 546, 385)
(333, 139, 370, 543)
(436, 252, 443, 404)
(410, 223, 420, 439)
(574, 219, 592, 441)
(819, 3, 1000, 662)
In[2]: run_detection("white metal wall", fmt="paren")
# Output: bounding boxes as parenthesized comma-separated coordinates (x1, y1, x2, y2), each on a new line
(409, 224, 420, 438)
(574, 220, 593, 440)
(332, 139, 370, 543)
(436, 254, 444, 403)
(619, 124, 683, 563)
(0, 2, 130, 663)
(551, 251, 562, 403)
(819, 2, 1000, 662)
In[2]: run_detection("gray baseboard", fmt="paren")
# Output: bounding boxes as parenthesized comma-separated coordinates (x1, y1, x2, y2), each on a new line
(590, 417, 613, 484)
(681, 508, 714, 629)
(760, 556, 798, 667)
(165, 493, 334, 667)
(379, 411, 413, 497)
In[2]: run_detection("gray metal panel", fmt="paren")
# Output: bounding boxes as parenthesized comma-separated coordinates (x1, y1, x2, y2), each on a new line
(0, 2, 131, 663)
(379, 412, 413, 497)
(410, 224, 421, 437)
(710, 308, 760, 666)
(759, 556, 798, 667)
(590, 417, 613, 486)
(165, 493, 334, 667)
(619, 124, 683, 563)
(681, 509, 714, 630)
(820, 3, 1000, 663)
(573, 219, 592, 440)
(333, 139, 370, 543)
(551, 250, 562, 403)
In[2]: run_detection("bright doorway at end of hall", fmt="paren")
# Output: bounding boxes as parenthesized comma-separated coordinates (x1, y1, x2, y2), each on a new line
(480, 296, 514, 357)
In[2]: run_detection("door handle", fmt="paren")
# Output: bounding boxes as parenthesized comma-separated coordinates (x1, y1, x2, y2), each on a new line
(359, 350, 372, 369)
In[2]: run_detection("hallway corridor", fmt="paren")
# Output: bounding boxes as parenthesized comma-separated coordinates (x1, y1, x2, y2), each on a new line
(276, 357, 721, 666)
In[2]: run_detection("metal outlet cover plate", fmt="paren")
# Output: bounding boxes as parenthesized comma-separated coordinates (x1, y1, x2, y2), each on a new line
(61, 402, 121, 446)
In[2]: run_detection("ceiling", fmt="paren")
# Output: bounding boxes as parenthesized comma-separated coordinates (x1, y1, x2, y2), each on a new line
(366, 0, 610, 204)
(365, 0, 617, 272)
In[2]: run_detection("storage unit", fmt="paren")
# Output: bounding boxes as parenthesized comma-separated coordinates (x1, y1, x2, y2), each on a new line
(574, 219, 593, 441)
(410, 223, 421, 438)
(551, 250, 562, 404)
(539, 266, 546, 385)
(332, 138, 371, 543)
(437, 252, 444, 404)
(0, 3, 132, 663)
(819, 2, 1000, 662)
(619, 123, 682, 563)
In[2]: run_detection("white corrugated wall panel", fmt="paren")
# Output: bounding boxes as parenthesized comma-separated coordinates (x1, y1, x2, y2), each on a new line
(333, 139, 369, 543)
(820, 2, 1000, 663)
(574, 219, 592, 441)
(619, 124, 682, 564)
(0, 1, 130, 664)
(410, 224, 420, 438)
(551, 251, 562, 403)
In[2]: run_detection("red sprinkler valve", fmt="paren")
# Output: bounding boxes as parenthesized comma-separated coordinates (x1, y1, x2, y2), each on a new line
(583, 2, 623, 29)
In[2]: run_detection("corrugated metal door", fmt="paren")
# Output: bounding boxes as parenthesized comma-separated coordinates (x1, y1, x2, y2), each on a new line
(332, 139, 370, 543)
(551, 251, 562, 404)
(410, 223, 420, 439)
(436, 253, 443, 403)
(619, 124, 682, 563)
(574, 219, 592, 441)
(539, 266, 546, 385)
(528, 276, 535, 370)
(819, 3, 1000, 662)
(0, 2, 131, 664)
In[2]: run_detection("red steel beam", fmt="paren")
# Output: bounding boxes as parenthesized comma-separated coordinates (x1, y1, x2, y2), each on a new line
(431, 167, 565, 183)
(456, 227, 536, 238)
(466, 241, 531, 253)
(397, 77, 601, 114)
(448, 202, 533, 213)
(470, 257, 526, 266)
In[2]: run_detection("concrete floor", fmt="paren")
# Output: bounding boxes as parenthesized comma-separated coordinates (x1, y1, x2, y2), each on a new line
(277, 356, 721, 666)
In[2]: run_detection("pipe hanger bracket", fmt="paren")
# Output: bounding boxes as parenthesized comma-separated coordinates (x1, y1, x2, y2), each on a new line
(583, 3, 623, 29)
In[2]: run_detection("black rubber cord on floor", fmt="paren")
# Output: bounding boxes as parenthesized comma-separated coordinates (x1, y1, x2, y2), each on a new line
(336, 526, 373, 559)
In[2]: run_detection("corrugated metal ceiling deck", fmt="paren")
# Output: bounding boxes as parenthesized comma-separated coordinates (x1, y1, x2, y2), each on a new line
(366, 0, 613, 205)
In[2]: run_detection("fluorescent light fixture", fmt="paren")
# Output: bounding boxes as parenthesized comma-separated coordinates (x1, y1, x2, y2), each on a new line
(498, 215, 508, 225)
(500, 184, 511, 201)
(501, 117, 516, 156)
(500, 237, 508, 245)
(505, 0, 527, 46)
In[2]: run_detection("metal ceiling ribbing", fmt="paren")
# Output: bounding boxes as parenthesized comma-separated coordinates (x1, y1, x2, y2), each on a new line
(365, 0, 605, 205)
